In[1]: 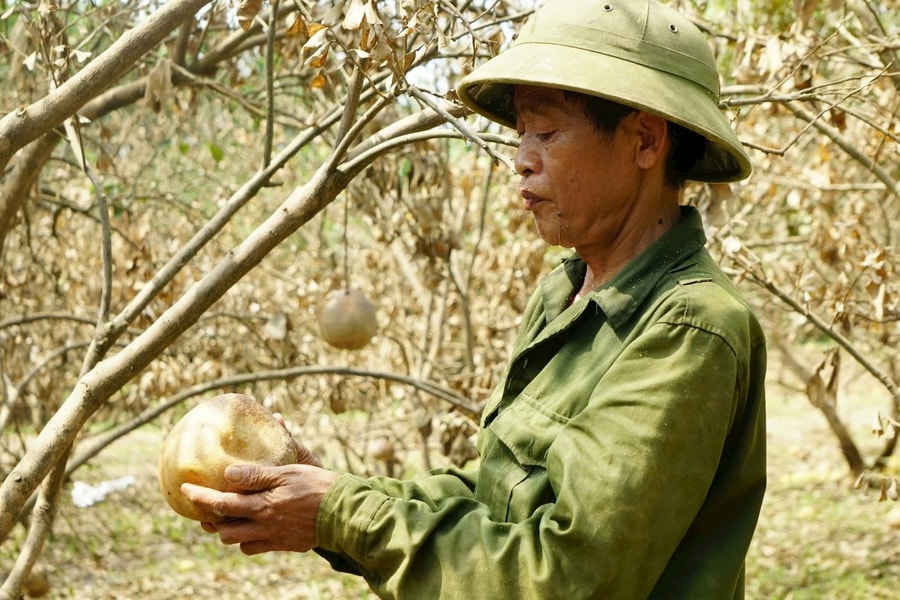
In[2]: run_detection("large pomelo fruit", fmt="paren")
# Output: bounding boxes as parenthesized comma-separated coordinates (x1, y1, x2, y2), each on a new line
(158, 393, 298, 522)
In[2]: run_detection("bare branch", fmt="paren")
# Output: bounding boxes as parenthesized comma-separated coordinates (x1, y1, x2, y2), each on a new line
(726, 247, 900, 407)
(0, 445, 67, 600)
(67, 364, 477, 473)
(407, 86, 516, 172)
(88, 116, 337, 361)
(784, 101, 899, 198)
(0, 0, 214, 172)
(263, 0, 280, 168)
(0, 135, 58, 259)
(342, 120, 515, 179)
(849, 0, 900, 93)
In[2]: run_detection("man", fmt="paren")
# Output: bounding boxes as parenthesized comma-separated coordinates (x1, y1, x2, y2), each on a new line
(182, 1, 767, 598)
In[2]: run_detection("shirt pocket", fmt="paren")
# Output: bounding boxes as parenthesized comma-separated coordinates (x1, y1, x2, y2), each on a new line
(487, 393, 568, 522)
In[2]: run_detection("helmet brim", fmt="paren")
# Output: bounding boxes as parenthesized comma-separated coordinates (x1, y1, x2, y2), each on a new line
(457, 41, 752, 183)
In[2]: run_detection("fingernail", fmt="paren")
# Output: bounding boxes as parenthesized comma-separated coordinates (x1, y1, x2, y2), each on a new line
(225, 465, 245, 482)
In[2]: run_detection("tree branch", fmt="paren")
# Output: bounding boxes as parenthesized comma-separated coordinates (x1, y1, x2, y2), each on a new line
(407, 86, 516, 172)
(0, 0, 213, 172)
(784, 100, 899, 198)
(728, 249, 900, 407)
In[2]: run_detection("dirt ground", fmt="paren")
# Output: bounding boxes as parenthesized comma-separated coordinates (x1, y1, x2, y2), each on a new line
(745, 381, 900, 600)
(7, 367, 900, 599)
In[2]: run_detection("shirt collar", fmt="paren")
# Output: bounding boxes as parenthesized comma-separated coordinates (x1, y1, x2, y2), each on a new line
(539, 206, 708, 330)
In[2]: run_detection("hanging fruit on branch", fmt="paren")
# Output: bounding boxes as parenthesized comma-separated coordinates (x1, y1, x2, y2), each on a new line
(317, 287, 378, 350)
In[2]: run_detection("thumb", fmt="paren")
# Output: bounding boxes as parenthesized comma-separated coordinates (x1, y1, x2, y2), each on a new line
(224, 463, 280, 492)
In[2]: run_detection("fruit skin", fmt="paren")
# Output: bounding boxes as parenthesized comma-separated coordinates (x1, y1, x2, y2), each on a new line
(158, 393, 298, 522)
(23, 565, 50, 598)
(318, 288, 377, 350)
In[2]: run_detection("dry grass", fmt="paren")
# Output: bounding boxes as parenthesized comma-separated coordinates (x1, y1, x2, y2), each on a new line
(747, 370, 900, 599)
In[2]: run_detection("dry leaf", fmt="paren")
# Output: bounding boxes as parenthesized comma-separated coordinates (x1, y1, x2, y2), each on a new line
(38, 0, 55, 19)
(762, 36, 784, 76)
(307, 46, 329, 69)
(364, 0, 382, 27)
(806, 370, 826, 409)
(343, 0, 366, 30)
(263, 311, 289, 341)
(402, 50, 416, 72)
(829, 107, 846, 131)
(237, 0, 264, 32)
(328, 385, 347, 413)
(95, 148, 114, 172)
(63, 118, 86, 170)
(303, 25, 329, 50)
(285, 12, 308, 39)
(873, 413, 885, 437)
(144, 57, 173, 113)
(24, 51, 38, 70)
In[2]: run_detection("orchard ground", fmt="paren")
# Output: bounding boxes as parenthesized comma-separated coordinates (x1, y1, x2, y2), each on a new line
(5, 363, 900, 600)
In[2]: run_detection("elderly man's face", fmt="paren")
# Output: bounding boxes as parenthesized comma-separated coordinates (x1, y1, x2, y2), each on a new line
(513, 85, 643, 252)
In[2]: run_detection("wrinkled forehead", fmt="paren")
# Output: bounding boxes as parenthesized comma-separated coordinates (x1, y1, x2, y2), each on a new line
(512, 85, 569, 113)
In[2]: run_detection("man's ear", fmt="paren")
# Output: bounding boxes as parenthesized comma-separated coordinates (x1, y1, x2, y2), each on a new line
(633, 112, 669, 170)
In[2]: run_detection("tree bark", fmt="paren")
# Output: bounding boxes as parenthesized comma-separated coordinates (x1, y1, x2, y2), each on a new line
(0, 135, 58, 257)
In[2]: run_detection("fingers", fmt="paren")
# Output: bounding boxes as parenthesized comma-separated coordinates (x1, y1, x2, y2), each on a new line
(211, 519, 257, 547)
(272, 413, 323, 468)
(200, 518, 274, 553)
(198, 508, 317, 554)
(182, 464, 323, 519)
(183, 464, 337, 555)
(240, 542, 266, 556)
(239, 540, 276, 556)
(295, 443, 323, 468)
(200, 521, 218, 534)
(181, 482, 263, 520)
(223, 463, 279, 492)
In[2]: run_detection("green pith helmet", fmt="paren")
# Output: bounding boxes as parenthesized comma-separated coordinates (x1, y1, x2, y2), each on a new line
(456, 0, 752, 183)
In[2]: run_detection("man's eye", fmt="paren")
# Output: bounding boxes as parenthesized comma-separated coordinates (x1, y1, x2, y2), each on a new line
(518, 130, 554, 141)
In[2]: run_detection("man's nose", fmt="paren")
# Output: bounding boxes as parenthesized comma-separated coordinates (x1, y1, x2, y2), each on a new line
(514, 137, 539, 176)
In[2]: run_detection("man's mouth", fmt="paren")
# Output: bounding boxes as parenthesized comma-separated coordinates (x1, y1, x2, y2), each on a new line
(520, 190, 547, 211)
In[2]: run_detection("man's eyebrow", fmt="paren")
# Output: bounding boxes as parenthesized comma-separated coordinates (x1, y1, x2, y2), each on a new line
(513, 95, 558, 117)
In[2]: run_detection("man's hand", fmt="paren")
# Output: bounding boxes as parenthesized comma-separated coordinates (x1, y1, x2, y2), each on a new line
(182, 463, 339, 555)
(272, 413, 323, 468)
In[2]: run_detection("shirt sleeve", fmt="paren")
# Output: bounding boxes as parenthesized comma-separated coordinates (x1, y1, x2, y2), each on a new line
(313, 467, 477, 576)
(315, 320, 746, 600)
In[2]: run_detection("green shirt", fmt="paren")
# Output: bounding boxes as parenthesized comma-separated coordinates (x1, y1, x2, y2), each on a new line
(316, 207, 767, 599)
